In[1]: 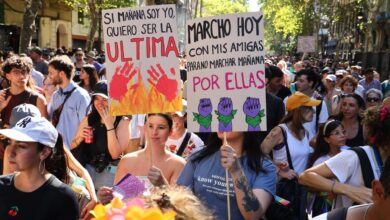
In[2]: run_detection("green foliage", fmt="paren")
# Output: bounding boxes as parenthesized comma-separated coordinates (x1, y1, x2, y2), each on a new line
(259, 0, 376, 55)
(197, 0, 248, 17)
(62, 0, 137, 13)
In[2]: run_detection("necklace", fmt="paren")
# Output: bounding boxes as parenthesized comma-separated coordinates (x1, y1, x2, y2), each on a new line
(363, 204, 372, 220)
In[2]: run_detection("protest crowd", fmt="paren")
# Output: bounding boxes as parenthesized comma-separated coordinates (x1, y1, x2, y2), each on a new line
(1, 10, 390, 220)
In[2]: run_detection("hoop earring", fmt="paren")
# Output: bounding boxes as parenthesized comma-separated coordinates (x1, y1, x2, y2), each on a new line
(38, 160, 45, 175)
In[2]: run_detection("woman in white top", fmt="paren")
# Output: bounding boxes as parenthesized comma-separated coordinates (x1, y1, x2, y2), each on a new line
(306, 119, 347, 217)
(313, 156, 390, 220)
(262, 91, 320, 177)
(262, 92, 320, 220)
(308, 120, 347, 168)
(299, 105, 390, 208)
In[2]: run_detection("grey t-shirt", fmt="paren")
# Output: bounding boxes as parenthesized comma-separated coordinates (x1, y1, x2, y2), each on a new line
(33, 60, 49, 75)
(177, 151, 276, 220)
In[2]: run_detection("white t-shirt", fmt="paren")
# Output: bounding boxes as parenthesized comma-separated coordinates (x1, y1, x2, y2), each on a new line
(284, 94, 329, 140)
(325, 146, 381, 209)
(130, 114, 145, 139)
(272, 124, 313, 174)
(313, 203, 371, 220)
(313, 146, 350, 166)
(166, 130, 204, 159)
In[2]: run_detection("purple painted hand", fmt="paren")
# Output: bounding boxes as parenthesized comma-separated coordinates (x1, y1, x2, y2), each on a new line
(217, 97, 233, 116)
(243, 97, 264, 131)
(198, 98, 213, 116)
(243, 97, 260, 117)
(193, 98, 213, 132)
(215, 97, 237, 132)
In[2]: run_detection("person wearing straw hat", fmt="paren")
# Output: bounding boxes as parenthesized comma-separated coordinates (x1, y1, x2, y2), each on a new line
(177, 131, 276, 220)
(0, 116, 79, 219)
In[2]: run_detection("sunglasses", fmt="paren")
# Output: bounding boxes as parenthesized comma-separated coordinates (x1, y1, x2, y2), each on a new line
(75, 54, 83, 56)
(366, 97, 380, 103)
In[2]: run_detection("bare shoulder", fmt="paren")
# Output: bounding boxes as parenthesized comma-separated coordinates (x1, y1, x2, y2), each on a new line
(265, 126, 283, 142)
(261, 126, 283, 153)
(166, 151, 186, 166)
(36, 92, 46, 101)
(121, 150, 144, 161)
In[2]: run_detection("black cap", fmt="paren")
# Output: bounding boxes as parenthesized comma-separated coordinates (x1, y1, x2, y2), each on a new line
(92, 81, 108, 99)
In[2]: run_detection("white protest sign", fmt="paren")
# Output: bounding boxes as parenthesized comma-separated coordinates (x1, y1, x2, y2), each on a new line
(102, 5, 182, 115)
(297, 36, 316, 53)
(186, 12, 267, 132)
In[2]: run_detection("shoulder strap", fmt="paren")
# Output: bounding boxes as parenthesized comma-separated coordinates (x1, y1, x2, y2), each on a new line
(316, 96, 323, 130)
(327, 207, 348, 220)
(52, 87, 77, 127)
(56, 87, 77, 112)
(176, 132, 192, 156)
(278, 125, 294, 170)
(349, 147, 375, 188)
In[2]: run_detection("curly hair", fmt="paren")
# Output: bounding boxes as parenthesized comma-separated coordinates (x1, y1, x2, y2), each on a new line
(362, 106, 390, 150)
(148, 186, 215, 220)
(2, 55, 32, 75)
(339, 75, 358, 91)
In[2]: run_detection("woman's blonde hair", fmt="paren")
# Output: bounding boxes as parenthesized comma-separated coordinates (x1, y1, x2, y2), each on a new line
(148, 186, 215, 220)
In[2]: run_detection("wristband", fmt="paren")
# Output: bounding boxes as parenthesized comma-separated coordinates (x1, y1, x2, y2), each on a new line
(331, 180, 336, 193)
(106, 128, 115, 132)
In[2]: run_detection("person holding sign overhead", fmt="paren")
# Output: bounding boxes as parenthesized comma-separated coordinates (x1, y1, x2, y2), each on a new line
(177, 131, 276, 220)
(97, 113, 186, 204)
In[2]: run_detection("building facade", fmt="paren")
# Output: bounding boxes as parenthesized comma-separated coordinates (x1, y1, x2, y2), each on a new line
(0, 0, 73, 52)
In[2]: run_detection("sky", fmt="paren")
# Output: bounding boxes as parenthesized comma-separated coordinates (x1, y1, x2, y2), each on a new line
(249, 0, 260, 12)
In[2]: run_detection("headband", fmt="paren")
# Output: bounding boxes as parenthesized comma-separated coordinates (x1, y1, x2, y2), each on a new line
(323, 120, 335, 136)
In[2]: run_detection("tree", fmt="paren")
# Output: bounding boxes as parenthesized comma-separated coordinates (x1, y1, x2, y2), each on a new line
(19, 0, 42, 54)
(259, 0, 321, 55)
(62, 0, 137, 51)
(192, 0, 248, 18)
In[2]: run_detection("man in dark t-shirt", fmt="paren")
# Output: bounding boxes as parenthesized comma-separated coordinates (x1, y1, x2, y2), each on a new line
(266, 65, 292, 100)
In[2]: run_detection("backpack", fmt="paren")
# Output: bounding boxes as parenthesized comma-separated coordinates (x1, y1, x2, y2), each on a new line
(349, 147, 376, 188)
(265, 126, 308, 220)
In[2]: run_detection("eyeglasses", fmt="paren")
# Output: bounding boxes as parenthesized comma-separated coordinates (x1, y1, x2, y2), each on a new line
(336, 75, 344, 79)
(366, 97, 380, 103)
(75, 54, 83, 56)
(330, 129, 346, 136)
(10, 70, 28, 76)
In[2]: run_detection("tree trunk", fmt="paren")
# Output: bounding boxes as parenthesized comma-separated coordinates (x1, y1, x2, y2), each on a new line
(19, 0, 42, 54)
(200, 0, 203, 17)
(193, 0, 198, 18)
(86, 0, 98, 51)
